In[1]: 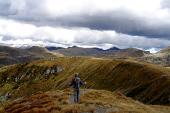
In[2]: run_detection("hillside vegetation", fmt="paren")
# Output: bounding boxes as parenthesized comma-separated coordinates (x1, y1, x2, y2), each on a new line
(0, 57, 170, 106)
(2, 89, 170, 113)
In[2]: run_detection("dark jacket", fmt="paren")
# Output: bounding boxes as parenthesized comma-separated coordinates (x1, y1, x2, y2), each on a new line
(70, 77, 83, 89)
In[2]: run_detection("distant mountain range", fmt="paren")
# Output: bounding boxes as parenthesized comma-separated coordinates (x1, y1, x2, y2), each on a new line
(46, 46, 170, 66)
(0, 45, 151, 67)
(142, 46, 170, 66)
(46, 46, 120, 51)
(46, 46, 150, 58)
(1, 45, 170, 67)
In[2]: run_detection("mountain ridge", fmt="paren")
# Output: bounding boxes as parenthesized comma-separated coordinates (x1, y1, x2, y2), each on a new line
(47, 46, 149, 57)
(0, 57, 170, 105)
(0, 45, 57, 67)
(2, 89, 170, 113)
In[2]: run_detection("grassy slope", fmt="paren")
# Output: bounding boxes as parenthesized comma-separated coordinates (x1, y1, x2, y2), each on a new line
(0, 57, 170, 106)
(1, 89, 170, 113)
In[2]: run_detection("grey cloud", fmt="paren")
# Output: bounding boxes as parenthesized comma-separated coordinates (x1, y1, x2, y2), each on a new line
(44, 10, 170, 39)
(0, 0, 170, 39)
(73, 32, 170, 49)
(0, 0, 46, 19)
(161, 0, 170, 9)
(1, 26, 170, 50)
(53, 11, 165, 38)
(1, 35, 13, 41)
(0, 0, 13, 16)
(2, 8, 170, 39)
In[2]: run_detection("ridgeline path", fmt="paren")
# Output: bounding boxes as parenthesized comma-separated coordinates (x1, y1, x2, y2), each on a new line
(69, 89, 119, 113)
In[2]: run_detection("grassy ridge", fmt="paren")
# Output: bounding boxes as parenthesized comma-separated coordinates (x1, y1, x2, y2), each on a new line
(3, 89, 170, 113)
(0, 57, 170, 105)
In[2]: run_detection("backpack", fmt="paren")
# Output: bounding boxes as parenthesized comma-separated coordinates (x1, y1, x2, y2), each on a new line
(74, 77, 81, 89)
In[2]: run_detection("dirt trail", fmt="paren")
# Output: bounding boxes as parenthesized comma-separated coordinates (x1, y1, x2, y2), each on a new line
(69, 89, 120, 113)
(69, 89, 88, 104)
(3, 89, 170, 113)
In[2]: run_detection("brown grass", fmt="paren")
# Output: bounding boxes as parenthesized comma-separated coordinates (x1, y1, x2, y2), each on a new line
(3, 89, 170, 113)
(0, 57, 170, 105)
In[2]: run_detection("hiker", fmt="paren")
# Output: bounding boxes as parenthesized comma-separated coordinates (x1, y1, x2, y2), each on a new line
(69, 73, 85, 103)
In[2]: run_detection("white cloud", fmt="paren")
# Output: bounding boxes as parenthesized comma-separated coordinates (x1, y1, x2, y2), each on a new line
(146, 48, 161, 53)
(0, 0, 170, 51)
(0, 18, 170, 51)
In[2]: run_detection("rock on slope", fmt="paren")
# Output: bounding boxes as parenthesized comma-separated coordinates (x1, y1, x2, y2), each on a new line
(2, 89, 170, 113)
(142, 46, 170, 66)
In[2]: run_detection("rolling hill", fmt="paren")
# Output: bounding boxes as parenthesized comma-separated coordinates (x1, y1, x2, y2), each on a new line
(0, 46, 57, 67)
(49, 46, 105, 56)
(0, 57, 170, 106)
(2, 89, 170, 113)
(110, 48, 150, 58)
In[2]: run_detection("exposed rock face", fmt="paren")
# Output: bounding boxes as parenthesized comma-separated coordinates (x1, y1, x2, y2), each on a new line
(0, 63, 65, 103)
(141, 47, 170, 66)
(0, 64, 64, 83)
(44, 66, 63, 75)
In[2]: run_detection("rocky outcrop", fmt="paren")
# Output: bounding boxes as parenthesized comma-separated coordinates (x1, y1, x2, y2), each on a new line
(0, 64, 64, 83)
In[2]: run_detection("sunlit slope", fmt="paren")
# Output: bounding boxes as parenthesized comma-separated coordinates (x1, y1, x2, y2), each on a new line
(2, 89, 170, 113)
(0, 57, 170, 105)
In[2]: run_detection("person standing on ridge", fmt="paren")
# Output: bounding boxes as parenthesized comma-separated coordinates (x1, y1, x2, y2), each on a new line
(69, 73, 85, 103)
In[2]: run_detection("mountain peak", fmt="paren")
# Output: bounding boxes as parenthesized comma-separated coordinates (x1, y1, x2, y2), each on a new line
(68, 46, 79, 48)
(46, 46, 64, 51)
(107, 47, 120, 51)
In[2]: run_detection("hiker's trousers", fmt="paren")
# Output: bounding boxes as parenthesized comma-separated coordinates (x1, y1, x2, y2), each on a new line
(74, 89, 80, 103)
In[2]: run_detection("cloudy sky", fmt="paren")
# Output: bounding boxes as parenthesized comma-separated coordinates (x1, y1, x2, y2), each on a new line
(0, 0, 170, 52)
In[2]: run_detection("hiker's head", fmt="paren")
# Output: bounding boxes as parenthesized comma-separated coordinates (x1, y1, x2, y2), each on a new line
(75, 73, 79, 77)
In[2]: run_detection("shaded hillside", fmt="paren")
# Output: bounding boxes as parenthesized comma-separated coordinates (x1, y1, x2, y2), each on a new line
(111, 48, 150, 58)
(0, 57, 170, 105)
(0, 46, 57, 67)
(46, 46, 64, 51)
(50, 46, 149, 58)
(2, 89, 170, 113)
(53, 46, 105, 56)
(142, 47, 170, 66)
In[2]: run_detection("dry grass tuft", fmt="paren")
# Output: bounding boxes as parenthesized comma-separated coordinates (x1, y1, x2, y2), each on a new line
(3, 89, 170, 113)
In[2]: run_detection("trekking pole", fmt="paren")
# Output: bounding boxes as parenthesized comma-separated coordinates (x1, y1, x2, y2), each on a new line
(83, 82, 87, 95)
